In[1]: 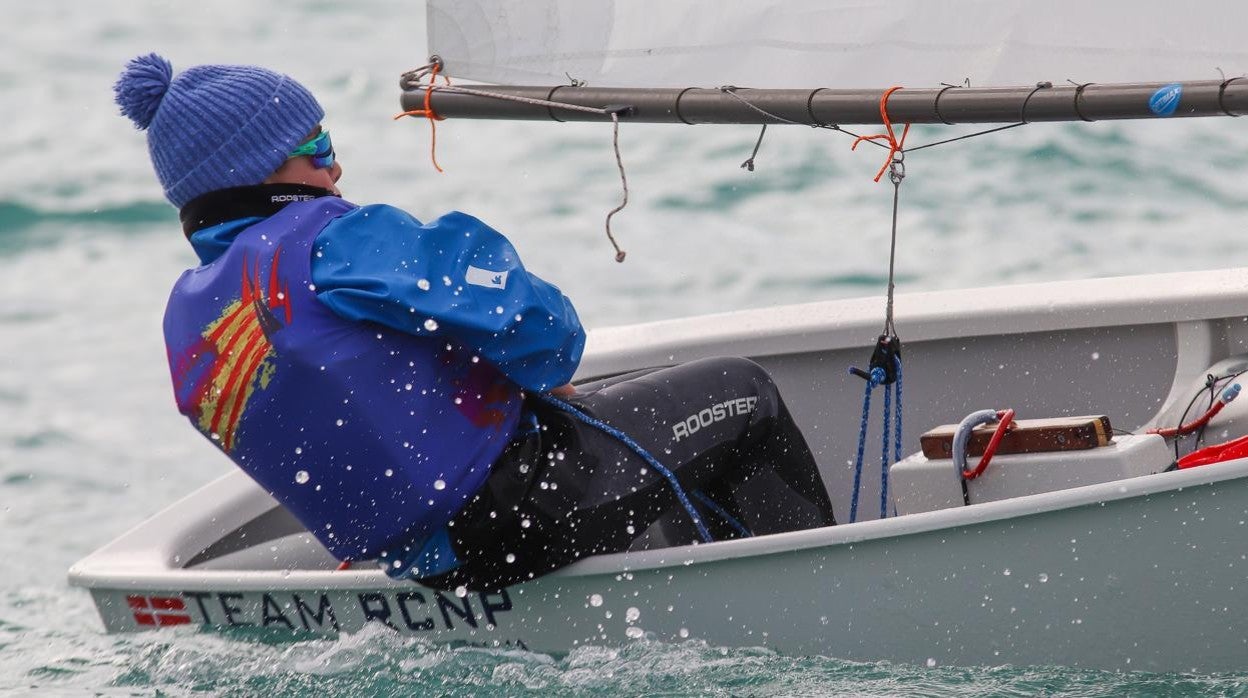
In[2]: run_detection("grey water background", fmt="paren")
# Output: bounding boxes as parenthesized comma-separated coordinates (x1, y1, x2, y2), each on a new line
(4, 1, 1248, 695)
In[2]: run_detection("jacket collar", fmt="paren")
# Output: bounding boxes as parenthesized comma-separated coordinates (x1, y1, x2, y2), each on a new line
(178, 184, 338, 239)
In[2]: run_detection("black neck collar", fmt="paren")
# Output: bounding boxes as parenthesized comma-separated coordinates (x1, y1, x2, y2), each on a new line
(179, 184, 338, 239)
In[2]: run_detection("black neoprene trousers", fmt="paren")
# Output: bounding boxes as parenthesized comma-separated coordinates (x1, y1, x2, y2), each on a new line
(420, 356, 837, 592)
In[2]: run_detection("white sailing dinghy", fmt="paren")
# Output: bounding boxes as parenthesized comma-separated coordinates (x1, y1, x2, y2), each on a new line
(72, 0, 1248, 673)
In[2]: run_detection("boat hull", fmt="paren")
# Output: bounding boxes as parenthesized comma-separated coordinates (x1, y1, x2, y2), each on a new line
(79, 459, 1248, 672)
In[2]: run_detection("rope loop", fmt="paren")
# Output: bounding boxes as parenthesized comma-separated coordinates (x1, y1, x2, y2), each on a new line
(850, 86, 911, 182)
(393, 61, 448, 172)
(962, 409, 1015, 480)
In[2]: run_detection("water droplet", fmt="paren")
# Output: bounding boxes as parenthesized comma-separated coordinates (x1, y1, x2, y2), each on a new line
(454, 585, 468, 598)
(679, 628, 689, 638)
(1038, 573, 1049, 583)
(417, 278, 431, 291)
(433, 479, 446, 490)
(926, 658, 937, 668)
(1091, 351, 1101, 360)
(625, 626, 644, 639)
(1003, 568, 1011, 576)
(384, 469, 394, 477)
(520, 518, 531, 528)
(589, 594, 604, 607)
(424, 318, 439, 332)
(294, 470, 310, 484)
(335, 419, 344, 427)
(294, 447, 303, 455)
(625, 607, 640, 622)
(505, 553, 516, 563)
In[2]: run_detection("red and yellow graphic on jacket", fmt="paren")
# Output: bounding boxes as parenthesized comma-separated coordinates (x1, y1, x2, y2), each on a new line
(173, 248, 291, 453)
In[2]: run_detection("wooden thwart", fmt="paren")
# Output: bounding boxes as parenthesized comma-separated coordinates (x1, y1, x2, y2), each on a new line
(920, 415, 1112, 459)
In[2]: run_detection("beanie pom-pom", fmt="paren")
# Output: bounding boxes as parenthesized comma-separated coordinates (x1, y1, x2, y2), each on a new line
(115, 53, 174, 130)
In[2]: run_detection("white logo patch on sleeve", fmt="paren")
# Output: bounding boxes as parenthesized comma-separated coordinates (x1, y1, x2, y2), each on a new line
(466, 266, 509, 290)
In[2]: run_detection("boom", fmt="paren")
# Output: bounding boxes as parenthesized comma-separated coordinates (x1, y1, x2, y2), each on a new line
(402, 80, 1248, 126)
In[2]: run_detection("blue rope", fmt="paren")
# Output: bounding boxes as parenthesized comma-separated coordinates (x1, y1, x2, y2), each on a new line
(892, 359, 903, 518)
(848, 367, 884, 523)
(880, 374, 892, 520)
(692, 489, 753, 538)
(893, 358, 904, 465)
(849, 358, 905, 523)
(534, 393, 713, 544)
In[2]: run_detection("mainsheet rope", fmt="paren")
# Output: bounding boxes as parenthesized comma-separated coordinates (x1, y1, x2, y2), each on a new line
(535, 393, 755, 545)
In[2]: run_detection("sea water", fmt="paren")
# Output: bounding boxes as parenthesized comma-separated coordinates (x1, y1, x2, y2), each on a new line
(4, 1, 1248, 695)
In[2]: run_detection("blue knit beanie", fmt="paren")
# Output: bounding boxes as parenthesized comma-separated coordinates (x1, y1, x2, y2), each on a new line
(114, 53, 324, 208)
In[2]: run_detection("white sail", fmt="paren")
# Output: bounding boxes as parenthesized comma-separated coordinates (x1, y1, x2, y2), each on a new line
(427, 0, 1248, 89)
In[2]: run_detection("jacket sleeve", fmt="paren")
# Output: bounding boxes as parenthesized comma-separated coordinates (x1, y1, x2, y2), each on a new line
(310, 204, 584, 392)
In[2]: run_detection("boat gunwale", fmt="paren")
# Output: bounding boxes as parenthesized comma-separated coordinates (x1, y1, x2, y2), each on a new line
(580, 266, 1248, 371)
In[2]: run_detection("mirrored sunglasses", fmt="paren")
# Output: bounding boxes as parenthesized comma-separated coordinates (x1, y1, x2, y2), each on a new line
(287, 130, 335, 169)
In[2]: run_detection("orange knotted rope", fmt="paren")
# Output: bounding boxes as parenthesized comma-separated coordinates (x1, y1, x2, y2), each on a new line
(851, 86, 910, 182)
(393, 62, 448, 172)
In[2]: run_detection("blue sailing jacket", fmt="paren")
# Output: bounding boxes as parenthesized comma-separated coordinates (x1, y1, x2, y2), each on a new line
(164, 196, 583, 571)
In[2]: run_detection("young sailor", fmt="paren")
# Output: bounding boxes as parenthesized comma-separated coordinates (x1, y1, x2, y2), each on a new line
(115, 53, 836, 591)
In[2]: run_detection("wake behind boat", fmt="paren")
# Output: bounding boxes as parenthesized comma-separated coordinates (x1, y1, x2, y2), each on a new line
(72, 0, 1248, 673)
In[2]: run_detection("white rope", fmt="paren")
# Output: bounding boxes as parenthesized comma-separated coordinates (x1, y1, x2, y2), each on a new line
(424, 84, 631, 262)
(429, 84, 615, 117)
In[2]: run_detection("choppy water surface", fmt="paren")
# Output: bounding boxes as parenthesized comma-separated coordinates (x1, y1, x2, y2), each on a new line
(5, 2, 1248, 695)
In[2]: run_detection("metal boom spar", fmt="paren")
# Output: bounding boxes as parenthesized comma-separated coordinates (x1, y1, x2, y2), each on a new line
(402, 79, 1248, 126)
